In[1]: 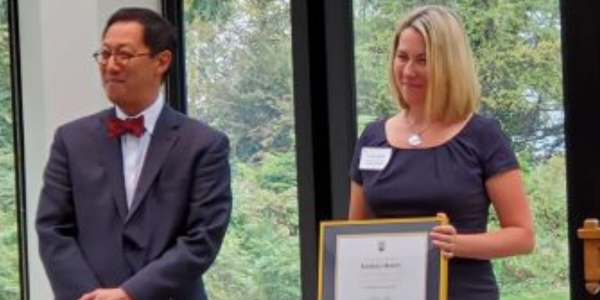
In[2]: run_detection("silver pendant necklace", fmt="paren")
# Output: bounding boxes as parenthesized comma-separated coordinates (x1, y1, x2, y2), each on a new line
(407, 132, 424, 146)
(404, 115, 430, 147)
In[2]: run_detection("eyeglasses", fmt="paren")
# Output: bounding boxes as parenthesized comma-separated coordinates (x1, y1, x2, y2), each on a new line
(92, 49, 152, 66)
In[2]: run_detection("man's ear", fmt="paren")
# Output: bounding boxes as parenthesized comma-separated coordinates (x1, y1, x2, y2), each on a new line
(155, 50, 173, 76)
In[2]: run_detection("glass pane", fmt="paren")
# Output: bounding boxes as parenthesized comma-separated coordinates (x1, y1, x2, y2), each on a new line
(0, 0, 21, 299)
(353, 1, 566, 299)
(183, 1, 300, 300)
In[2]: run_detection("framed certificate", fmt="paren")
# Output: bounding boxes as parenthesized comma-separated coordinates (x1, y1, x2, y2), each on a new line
(318, 214, 448, 300)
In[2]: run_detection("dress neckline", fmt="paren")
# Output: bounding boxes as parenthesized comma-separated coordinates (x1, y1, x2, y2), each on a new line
(383, 113, 477, 150)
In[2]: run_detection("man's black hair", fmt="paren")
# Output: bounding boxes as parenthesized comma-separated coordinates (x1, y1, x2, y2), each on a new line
(103, 7, 177, 56)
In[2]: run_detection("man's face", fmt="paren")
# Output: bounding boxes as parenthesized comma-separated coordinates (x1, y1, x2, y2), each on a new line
(99, 21, 170, 114)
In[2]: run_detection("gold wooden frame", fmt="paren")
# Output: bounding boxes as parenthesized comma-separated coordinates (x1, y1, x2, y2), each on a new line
(317, 214, 449, 300)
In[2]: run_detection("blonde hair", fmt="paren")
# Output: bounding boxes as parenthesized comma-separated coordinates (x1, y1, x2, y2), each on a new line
(388, 5, 480, 123)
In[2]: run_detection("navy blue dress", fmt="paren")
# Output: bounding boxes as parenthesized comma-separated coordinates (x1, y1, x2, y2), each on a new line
(350, 114, 519, 300)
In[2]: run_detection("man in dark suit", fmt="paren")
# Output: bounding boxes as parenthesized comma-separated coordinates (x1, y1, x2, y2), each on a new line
(36, 7, 232, 300)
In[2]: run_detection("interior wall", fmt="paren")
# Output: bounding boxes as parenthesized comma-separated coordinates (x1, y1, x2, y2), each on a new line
(18, 0, 160, 298)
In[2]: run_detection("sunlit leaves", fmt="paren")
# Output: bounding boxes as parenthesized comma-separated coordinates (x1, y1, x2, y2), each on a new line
(185, 1, 299, 299)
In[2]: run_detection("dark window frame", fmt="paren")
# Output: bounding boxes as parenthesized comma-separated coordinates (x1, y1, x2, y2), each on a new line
(162, 0, 187, 114)
(560, 1, 600, 299)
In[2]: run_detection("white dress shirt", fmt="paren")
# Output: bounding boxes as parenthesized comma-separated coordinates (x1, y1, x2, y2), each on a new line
(115, 94, 164, 208)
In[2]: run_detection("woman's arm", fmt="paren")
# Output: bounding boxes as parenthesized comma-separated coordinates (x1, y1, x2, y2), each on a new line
(431, 169, 535, 260)
(349, 181, 372, 220)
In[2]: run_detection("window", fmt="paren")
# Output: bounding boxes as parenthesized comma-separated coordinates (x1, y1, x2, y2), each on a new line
(353, 1, 566, 299)
(183, 1, 300, 299)
(0, 0, 21, 299)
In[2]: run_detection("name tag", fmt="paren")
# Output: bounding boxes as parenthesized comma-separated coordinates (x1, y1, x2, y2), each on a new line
(359, 147, 392, 171)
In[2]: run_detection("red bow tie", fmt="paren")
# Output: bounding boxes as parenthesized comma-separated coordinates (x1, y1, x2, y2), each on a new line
(107, 115, 145, 138)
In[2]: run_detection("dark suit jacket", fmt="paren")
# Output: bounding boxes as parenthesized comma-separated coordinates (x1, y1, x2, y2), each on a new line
(36, 105, 232, 300)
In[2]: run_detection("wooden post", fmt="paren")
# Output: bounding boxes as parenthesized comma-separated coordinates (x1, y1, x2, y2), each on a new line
(577, 219, 600, 295)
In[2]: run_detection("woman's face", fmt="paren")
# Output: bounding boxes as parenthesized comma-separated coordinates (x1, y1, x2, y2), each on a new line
(393, 28, 429, 107)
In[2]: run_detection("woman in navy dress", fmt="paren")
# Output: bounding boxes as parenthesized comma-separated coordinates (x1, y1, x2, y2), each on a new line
(349, 6, 535, 300)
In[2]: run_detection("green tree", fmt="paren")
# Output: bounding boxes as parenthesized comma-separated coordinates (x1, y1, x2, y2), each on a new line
(185, 1, 300, 300)
(186, 0, 294, 162)
(491, 154, 568, 296)
(205, 154, 299, 300)
(459, 0, 563, 158)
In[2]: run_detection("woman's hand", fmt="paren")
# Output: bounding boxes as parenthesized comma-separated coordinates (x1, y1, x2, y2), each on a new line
(430, 224, 458, 259)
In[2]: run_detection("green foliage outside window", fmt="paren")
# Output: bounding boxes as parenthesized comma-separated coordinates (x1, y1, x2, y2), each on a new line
(0, 0, 20, 299)
(184, 1, 300, 299)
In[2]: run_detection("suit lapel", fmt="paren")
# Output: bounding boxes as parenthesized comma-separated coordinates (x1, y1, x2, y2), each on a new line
(96, 109, 128, 221)
(126, 106, 181, 221)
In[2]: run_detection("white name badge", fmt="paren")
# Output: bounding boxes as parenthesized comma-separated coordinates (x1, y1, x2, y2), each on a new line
(359, 147, 392, 171)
